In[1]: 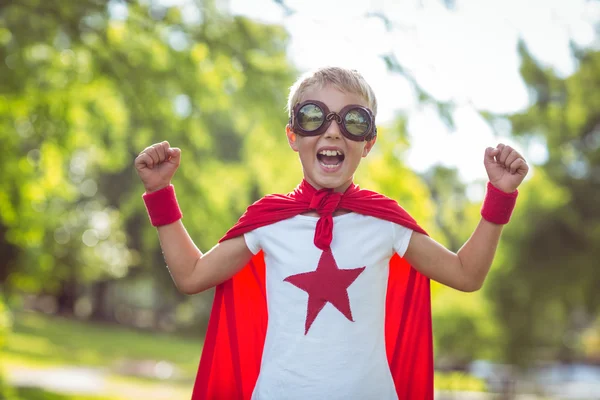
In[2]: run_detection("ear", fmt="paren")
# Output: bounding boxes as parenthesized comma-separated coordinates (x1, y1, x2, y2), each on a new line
(286, 124, 299, 152)
(362, 136, 377, 157)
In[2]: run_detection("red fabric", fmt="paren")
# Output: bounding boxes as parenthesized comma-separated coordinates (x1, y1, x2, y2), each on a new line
(481, 181, 518, 224)
(192, 180, 433, 399)
(142, 185, 183, 226)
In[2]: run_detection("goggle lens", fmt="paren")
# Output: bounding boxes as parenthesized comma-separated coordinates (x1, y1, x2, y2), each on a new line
(292, 100, 376, 141)
(298, 104, 324, 132)
(344, 108, 370, 136)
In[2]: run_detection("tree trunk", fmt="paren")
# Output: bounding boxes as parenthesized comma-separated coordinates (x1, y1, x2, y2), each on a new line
(90, 280, 114, 322)
(56, 272, 78, 315)
(0, 223, 19, 287)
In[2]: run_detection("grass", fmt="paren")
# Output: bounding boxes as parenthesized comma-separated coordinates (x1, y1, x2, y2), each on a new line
(1, 311, 203, 400)
(14, 387, 116, 400)
(2, 311, 489, 399)
(5, 312, 202, 375)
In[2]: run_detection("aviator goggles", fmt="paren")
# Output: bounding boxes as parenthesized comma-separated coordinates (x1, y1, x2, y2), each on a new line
(290, 100, 377, 142)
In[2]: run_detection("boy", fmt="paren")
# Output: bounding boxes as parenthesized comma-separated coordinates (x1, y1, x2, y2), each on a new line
(134, 67, 528, 399)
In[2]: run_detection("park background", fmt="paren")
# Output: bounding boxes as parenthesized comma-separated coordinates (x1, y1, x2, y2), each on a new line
(1, 0, 599, 398)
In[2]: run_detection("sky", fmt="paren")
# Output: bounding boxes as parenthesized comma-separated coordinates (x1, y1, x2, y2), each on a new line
(226, 0, 599, 186)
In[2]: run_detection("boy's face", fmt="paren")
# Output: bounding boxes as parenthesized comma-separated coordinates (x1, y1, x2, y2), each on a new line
(286, 84, 376, 192)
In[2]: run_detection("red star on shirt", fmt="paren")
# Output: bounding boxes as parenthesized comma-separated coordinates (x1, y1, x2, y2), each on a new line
(284, 249, 365, 334)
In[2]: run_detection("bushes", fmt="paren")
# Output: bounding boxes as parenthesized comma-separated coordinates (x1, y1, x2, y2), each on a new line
(0, 293, 17, 400)
(435, 371, 487, 392)
(0, 294, 12, 348)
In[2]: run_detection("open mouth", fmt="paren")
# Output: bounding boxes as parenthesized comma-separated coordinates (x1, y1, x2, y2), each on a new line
(316, 149, 345, 169)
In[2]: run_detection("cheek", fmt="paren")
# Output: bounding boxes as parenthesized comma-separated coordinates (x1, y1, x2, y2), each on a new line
(349, 145, 367, 160)
(296, 138, 317, 155)
(296, 145, 315, 164)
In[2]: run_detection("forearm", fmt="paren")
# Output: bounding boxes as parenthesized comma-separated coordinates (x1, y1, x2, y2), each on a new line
(155, 221, 253, 294)
(456, 218, 503, 291)
(156, 220, 203, 292)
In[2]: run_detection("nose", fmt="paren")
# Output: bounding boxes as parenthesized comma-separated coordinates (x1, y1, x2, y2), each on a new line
(324, 115, 342, 139)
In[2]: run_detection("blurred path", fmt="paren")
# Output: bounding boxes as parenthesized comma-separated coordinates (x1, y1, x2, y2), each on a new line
(436, 392, 543, 399)
(6, 364, 190, 400)
(7, 365, 106, 394)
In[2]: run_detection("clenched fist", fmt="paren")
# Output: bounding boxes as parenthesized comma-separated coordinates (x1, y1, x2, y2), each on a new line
(484, 143, 529, 193)
(135, 141, 181, 193)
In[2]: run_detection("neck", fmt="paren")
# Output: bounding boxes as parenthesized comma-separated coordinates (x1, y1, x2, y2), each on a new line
(304, 177, 353, 193)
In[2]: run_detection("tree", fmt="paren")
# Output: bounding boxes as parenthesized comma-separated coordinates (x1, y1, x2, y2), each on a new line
(484, 42, 600, 365)
(0, 0, 297, 321)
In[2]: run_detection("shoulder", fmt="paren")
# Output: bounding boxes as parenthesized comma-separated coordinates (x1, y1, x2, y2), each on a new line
(343, 187, 426, 234)
(348, 187, 405, 209)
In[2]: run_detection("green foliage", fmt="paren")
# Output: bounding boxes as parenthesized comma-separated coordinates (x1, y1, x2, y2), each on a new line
(0, 0, 297, 315)
(420, 165, 482, 251)
(0, 294, 16, 400)
(434, 371, 487, 392)
(0, 374, 17, 400)
(484, 43, 600, 365)
(0, 295, 12, 350)
(432, 287, 501, 366)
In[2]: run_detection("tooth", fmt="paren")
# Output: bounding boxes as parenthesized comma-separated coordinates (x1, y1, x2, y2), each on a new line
(320, 161, 339, 168)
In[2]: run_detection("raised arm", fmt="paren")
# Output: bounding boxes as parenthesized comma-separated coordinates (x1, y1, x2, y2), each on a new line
(135, 141, 253, 295)
(404, 144, 529, 292)
(155, 222, 252, 294)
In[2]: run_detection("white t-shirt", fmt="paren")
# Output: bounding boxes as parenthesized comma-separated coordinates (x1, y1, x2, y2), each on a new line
(244, 212, 413, 400)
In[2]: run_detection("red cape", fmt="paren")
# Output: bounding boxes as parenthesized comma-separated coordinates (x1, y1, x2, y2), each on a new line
(192, 182, 433, 399)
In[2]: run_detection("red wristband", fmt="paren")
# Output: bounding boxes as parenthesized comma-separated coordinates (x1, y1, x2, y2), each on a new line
(481, 182, 518, 225)
(142, 185, 183, 226)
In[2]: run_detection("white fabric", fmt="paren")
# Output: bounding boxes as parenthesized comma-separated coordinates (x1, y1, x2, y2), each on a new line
(244, 213, 413, 400)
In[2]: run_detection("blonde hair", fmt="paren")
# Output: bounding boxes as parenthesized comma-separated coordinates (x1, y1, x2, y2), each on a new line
(286, 67, 378, 118)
